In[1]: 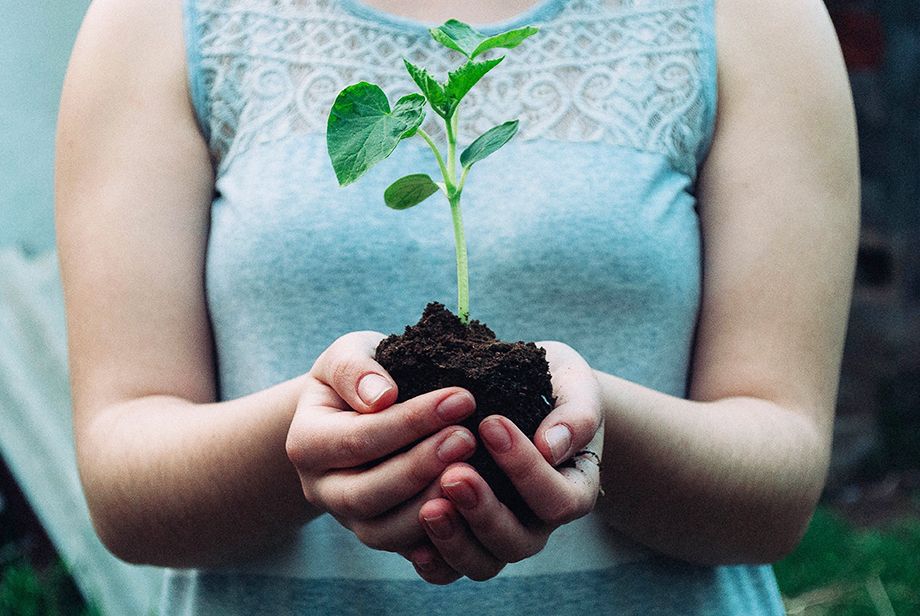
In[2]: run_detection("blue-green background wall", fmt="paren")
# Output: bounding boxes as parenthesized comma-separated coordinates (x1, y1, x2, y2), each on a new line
(0, 0, 92, 253)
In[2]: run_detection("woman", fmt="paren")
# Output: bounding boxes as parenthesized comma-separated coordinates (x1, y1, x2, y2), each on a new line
(55, 0, 859, 612)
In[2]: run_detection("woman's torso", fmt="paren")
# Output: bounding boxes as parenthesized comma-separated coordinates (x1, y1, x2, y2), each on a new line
(163, 0, 786, 613)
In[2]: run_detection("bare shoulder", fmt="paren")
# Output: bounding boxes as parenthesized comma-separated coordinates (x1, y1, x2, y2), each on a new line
(713, 0, 842, 52)
(703, 0, 859, 220)
(712, 0, 855, 121)
(64, 0, 188, 101)
(58, 0, 195, 168)
(76, 0, 185, 53)
(690, 0, 859, 413)
(57, 0, 215, 413)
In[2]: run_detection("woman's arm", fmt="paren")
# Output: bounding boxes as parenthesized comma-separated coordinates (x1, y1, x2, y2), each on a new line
(56, 0, 476, 568)
(55, 0, 321, 567)
(593, 0, 860, 564)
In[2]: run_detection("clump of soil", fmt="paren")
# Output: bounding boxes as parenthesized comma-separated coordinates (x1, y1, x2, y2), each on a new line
(375, 302, 555, 520)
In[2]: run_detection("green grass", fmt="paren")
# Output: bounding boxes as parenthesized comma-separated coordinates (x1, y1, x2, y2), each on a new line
(0, 558, 99, 616)
(774, 506, 920, 615)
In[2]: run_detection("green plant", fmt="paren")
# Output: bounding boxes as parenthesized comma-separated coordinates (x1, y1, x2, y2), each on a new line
(774, 506, 920, 615)
(0, 558, 99, 616)
(326, 20, 539, 324)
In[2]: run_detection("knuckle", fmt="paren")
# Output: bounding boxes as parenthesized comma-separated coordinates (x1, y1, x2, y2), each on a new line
(285, 435, 303, 467)
(331, 357, 360, 393)
(300, 483, 321, 510)
(285, 432, 314, 470)
(403, 450, 437, 488)
(333, 484, 375, 521)
(314, 334, 369, 389)
(351, 525, 393, 552)
(540, 498, 583, 526)
(481, 532, 544, 565)
(465, 563, 505, 582)
(338, 424, 375, 465)
(394, 400, 430, 440)
(504, 548, 532, 565)
(504, 450, 542, 482)
(497, 536, 543, 564)
(301, 479, 330, 512)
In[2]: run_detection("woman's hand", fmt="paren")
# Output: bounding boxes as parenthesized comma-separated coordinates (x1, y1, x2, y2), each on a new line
(412, 341, 604, 584)
(285, 331, 480, 558)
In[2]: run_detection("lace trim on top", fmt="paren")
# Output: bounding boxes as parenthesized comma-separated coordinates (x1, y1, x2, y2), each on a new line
(189, 0, 715, 177)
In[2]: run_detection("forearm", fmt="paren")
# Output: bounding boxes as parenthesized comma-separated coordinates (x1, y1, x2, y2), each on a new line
(76, 376, 319, 568)
(594, 371, 830, 565)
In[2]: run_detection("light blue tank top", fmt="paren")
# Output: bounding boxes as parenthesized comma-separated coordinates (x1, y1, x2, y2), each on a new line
(166, 0, 786, 613)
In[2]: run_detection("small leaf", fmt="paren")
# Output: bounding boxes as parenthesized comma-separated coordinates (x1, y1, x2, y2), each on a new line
(470, 26, 540, 58)
(327, 83, 426, 186)
(404, 60, 449, 116)
(460, 120, 519, 169)
(430, 20, 539, 59)
(429, 20, 486, 58)
(384, 174, 440, 209)
(445, 58, 503, 104)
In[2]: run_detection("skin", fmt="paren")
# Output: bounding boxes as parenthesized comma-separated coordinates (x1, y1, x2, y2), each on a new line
(56, 0, 858, 585)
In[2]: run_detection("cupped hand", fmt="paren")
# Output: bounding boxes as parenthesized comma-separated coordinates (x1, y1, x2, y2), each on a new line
(285, 331, 479, 558)
(413, 341, 604, 584)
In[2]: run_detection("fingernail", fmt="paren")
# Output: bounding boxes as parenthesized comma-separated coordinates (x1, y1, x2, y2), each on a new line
(436, 392, 475, 423)
(357, 374, 392, 406)
(545, 424, 572, 465)
(443, 479, 478, 509)
(480, 418, 512, 454)
(422, 513, 454, 540)
(412, 546, 436, 572)
(437, 430, 476, 463)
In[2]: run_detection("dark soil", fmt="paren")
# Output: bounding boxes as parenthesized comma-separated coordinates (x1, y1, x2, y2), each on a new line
(375, 302, 555, 520)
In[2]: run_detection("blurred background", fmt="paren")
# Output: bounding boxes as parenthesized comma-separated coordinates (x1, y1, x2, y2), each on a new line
(1, 0, 918, 614)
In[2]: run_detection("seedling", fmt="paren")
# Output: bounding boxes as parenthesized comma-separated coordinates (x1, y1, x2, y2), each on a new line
(326, 20, 539, 324)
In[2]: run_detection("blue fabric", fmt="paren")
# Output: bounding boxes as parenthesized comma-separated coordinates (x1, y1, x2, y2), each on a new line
(163, 0, 786, 613)
(162, 559, 785, 615)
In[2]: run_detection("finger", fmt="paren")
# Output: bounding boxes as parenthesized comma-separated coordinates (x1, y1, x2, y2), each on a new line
(339, 478, 445, 554)
(535, 341, 604, 466)
(310, 426, 477, 520)
(419, 494, 507, 581)
(480, 416, 601, 526)
(288, 387, 476, 470)
(408, 544, 463, 585)
(310, 331, 398, 413)
(432, 465, 548, 566)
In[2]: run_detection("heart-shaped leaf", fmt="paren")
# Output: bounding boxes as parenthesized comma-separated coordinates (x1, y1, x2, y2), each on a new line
(430, 20, 539, 59)
(460, 120, 519, 169)
(327, 83, 426, 186)
(445, 58, 503, 104)
(384, 174, 441, 209)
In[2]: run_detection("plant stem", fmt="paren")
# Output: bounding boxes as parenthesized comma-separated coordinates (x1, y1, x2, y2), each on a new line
(449, 192, 470, 324)
(444, 110, 469, 323)
(416, 128, 450, 191)
(421, 110, 469, 323)
(445, 114, 457, 186)
(457, 164, 471, 192)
